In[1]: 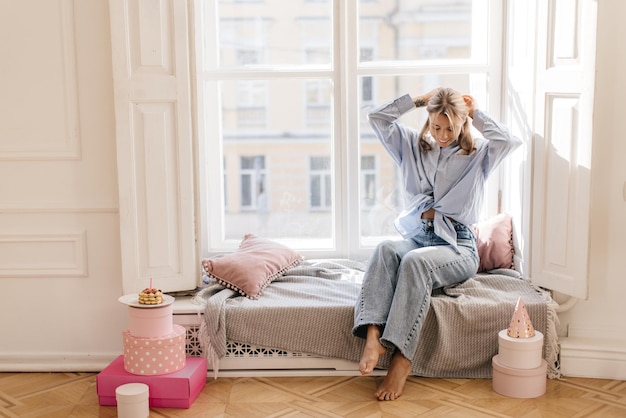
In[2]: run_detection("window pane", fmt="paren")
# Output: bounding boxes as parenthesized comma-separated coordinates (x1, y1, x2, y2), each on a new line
(220, 79, 334, 241)
(218, 1, 332, 68)
(358, 74, 488, 242)
(359, 0, 485, 63)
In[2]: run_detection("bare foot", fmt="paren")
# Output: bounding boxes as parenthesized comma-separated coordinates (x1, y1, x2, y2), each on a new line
(359, 325, 386, 375)
(374, 351, 412, 401)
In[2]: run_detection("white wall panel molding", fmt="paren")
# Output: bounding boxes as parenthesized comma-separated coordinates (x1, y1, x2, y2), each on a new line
(0, 231, 88, 278)
(548, 0, 580, 67)
(560, 337, 626, 381)
(0, 0, 81, 160)
(0, 203, 118, 214)
(0, 353, 117, 372)
(561, 324, 626, 380)
(109, 0, 197, 293)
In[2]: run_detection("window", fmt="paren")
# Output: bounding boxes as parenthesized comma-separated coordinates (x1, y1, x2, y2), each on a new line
(196, 0, 501, 257)
(110, 0, 596, 295)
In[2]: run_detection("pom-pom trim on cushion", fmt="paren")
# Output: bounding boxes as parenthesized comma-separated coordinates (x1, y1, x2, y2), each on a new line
(201, 234, 303, 299)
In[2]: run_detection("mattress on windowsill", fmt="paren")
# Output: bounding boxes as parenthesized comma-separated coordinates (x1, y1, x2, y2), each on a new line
(193, 259, 560, 379)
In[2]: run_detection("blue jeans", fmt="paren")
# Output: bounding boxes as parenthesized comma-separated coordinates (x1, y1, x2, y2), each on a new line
(352, 219, 479, 361)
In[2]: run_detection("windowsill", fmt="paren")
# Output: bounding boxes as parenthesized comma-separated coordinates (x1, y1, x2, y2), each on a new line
(171, 296, 205, 315)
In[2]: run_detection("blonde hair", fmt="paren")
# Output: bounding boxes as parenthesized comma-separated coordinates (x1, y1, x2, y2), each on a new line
(418, 87, 475, 155)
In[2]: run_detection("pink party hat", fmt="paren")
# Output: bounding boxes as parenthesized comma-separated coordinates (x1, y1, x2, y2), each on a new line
(507, 296, 536, 338)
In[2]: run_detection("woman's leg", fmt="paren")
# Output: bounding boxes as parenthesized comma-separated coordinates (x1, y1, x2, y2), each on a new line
(382, 244, 477, 360)
(375, 243, 478, 401)
(375, 351, 412, 401)
(352, 239, 418, 374)
(359, 324, 386, 375)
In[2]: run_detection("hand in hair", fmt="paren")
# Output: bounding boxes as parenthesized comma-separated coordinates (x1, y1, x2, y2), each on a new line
(462, 95, 476, 118)
(413, 87, 442, 108)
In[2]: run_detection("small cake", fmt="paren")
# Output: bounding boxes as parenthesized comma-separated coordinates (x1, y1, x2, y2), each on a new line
(138, 288, 163, 305)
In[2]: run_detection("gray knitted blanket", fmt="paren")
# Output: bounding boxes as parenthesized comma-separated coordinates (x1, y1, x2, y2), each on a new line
(195, 259, 559, 379)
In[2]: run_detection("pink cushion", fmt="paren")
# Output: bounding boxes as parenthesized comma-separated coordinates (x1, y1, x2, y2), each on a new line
(474, 213, 514, 272)
(201, 234, 303, 299)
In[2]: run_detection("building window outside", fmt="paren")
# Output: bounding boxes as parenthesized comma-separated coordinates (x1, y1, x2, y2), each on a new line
(240, 155, 266, 210)
(236, 80, 268, 127)
(361, 155, 377, 208)
(310, 156, 332, 210)
(305, 80, 331, 128)
(303, 19, 332, 129)
(221, 20, 268, 127)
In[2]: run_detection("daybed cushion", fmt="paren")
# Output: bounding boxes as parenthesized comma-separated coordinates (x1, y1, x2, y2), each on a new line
(474, 213, 514, 272)
(195, 260, 559, 379)
(200, 234, 303, 299)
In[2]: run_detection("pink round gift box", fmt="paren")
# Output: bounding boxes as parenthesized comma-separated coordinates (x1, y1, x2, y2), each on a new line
(127, 304, 173, 338)
(492, 354, 547, 398)
(122, 324, 186, 375)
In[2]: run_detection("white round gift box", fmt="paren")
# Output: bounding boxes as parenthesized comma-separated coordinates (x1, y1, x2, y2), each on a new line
(497, 329, 544, 369)
(116, 382, 149, 418)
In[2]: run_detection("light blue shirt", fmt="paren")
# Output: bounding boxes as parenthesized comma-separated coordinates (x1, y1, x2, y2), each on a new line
(368, 94, 522, 251)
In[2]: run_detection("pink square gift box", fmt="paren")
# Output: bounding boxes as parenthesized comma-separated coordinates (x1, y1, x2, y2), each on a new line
(97, 355, 206, 408)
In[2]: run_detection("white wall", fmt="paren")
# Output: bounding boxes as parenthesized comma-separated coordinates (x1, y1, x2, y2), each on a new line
(0, 1, 126, 370)
(0, 0, 624, 376)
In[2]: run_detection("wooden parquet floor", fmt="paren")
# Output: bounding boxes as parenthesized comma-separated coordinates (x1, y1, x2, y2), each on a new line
(1, 372, 625, 418)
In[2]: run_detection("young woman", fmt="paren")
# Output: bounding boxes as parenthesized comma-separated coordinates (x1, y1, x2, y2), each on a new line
(352, 87, 522, 401)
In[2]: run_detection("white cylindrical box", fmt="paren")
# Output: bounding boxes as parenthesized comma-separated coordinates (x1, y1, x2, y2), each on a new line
(492, 355, 547, 398)
(116, 383, 149, 418)
(128, 304, 173, 338)
(497, 329, 544, 369)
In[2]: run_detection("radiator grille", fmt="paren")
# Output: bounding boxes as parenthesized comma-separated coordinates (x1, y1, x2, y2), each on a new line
(183, 325, 315, 359)
(184, 325, 203, 356)
(225, 341, 314, 359)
